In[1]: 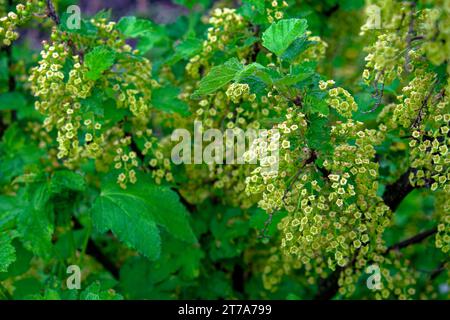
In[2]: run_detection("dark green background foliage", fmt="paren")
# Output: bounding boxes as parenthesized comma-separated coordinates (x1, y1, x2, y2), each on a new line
(0, 0, 448, 300)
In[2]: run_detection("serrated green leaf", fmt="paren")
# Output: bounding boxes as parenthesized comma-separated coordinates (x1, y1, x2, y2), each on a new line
(262, 19, 308, 57)
(80, 92, 105, 116)
(92, 191, 161, 260)
(50, 171, 86, 194)
(0, 195, 20, 231)
(306, 114, 332, 154)
(234, 62, 266, 82)
(117, 16, 154, 38)
(274, 73, 311, 86)
(0, 124, 44, 185)
(85, 46, 116, 81)
(280, 36, 310, 62)
(304, 92, 329, 115)
(243, 0, 265, 13)
(17, 183, 54, 258)
(92, 174, 196, 260)
(0, 240, 32, 280)
(0, 231, 17, 272)
(192, 58, 243, 98)
(239, 0, 267, 24)
(166, 38, 203, 65)
(152, 86, 190, 116)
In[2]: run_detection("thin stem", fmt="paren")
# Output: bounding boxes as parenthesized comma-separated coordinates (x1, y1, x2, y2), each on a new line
(386, 227, 437, 252)
(46, 0, 60, 25)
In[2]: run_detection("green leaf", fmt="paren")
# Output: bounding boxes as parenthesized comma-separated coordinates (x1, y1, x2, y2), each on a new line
(306, 114, 332, 154)
(152, 86, 190, 116)
(280, 36, 310, 62)
(166, 38, 203, 65)
(85, 46, 116, 81)
(173, 0, 211, 9)
(80, 92, 105, 117)
(249, 208, 287, 237)
(117, 16, 154, 38)
(242, 0, 265, 13)
(0, 92, 27, 111)
(192, 58, 243, 98)
(262, 19, 308, 57)
(274, 73, 311, 86)
(92, 174, 196, 260)
(0, 231, 17, 272)
(0, 240, 32, 280)
(80, 281, 123, 300)
(239, 0, 267, 24)
(93, 9, 112, 20)
(234, 62, 266, 82)
(304, 92, 329, 115)
(209, 208, 250, 261)
(17, 183, 54, 258)
(0, 195, 20, 231)
(50, 171, 86, 194)
(92, 190, 161, 260)
(12, 278, 42, 299)
(0, 124, 44, 184)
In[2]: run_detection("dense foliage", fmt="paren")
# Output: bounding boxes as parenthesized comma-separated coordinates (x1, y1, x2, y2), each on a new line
(0, 0, 448, 300)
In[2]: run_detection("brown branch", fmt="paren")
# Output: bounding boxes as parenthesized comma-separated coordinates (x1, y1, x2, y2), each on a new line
(250, 24, 261, 63)
(411, 79, 438, 129)
(386, 227, 437, 252)
(430, 261, 448, 281)
(315, 267, 342, 300)
(363, 69, 385, 114)
(46, 0, 60, 25)
(410, 35, 425, 42)
(382, 169, 414, 212)
(258, 213, 273, 239)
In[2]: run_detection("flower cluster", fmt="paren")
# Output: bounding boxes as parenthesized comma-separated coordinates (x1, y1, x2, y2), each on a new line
(246, 112, 391, 283)
(245, 108, 308, 213)
(186, 8, 247, 79)
(265, 0, 288, 23)
(434, 191, 450, 254)
(225, 83, 251, 104)
(320, 82, 358, 118)
(0, 1, 42, 46)
(392, 70, 437, 128)
(28, 15, 157, 185)
(114, 145, 139, 189)
(420, 4, 450, 70)
(298, 32, 328, 62)
(144, 137, 173, 186)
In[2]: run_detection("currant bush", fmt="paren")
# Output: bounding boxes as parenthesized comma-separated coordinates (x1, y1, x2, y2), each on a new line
(0, 0, 447, 301)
